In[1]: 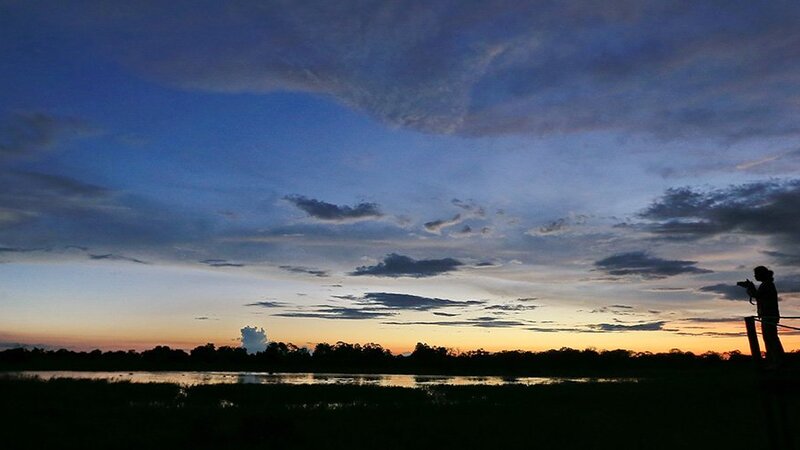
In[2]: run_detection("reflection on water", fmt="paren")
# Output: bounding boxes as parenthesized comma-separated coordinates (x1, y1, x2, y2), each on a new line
(5, 371, 635, 388)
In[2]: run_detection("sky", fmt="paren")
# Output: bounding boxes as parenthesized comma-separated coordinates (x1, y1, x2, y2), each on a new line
(1, 0, 800, 354)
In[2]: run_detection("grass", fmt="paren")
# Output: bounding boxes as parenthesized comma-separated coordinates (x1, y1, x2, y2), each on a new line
(1, 371, 797, 449)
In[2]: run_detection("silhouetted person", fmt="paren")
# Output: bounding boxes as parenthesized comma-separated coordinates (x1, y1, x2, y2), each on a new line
(745, 266, 784, 367)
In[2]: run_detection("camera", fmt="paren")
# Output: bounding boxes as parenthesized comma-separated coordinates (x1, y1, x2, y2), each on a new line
(737, 279, 755, 290)
(737, 279, 756, 305)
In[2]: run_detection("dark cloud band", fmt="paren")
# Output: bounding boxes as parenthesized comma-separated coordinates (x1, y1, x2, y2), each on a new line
(284, 195, 382, 222)
(594, 251, 711, 279)
(351, 253, 463, 278)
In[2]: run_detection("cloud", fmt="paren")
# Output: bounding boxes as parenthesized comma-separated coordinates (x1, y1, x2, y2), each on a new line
(529, 214, 590, 236)
(587, 305, 636, 314)
(423, 214, 463, 234)
(637, 181, 800, 267)
(89, 253, 148, 264)
(527, 326, 596, 333)
(240, 326, 268, 354)
(484, 304, 538, 312)
(682, 317, 742, 324)
(274, 306, 396, 320)
(244, 301, 289, 308)
(384, 317, 528, 328)
(26, 2, 800, 141)
(0, 111, 93, 163)
(358, 292, 484, 310)
(698, 283, 749, 301)
(0, 341, 55, 350)
(734, 148, 800, 174)
(451, 225, 492, 239)
(272, 291, 484, 320)
(284, 195, 382, 222)
(704, 274, 800, 299)
(525, 318, 670, 333)
(424, 199, 489, 235)
(776, 274, 800, 293)
(351, 253, 462, 277)
(594, 251, 712, 279)
(526, 320, 666, 333)
(763, 251, 800, 266)
(532, 218, 569, 236)
(644, 287, 690, 292)
(672, 330, 747, 338)
(639, 181, 800, 239)
(451, 199, 485, 216)
(0, 246, 49, 253)
(9, 171, 107, 197)
(201, 259, 244, 267)
(279, 265, 328, 277)
(590, 321, 666, 332)
(0, 171, 112, 228)
(0, 169, 212, 254)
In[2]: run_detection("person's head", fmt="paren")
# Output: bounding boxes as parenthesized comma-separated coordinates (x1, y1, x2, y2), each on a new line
(754, 265, 774, 282)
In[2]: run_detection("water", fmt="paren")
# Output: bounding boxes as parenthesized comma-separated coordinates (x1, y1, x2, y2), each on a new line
(4, 371, 634, 388)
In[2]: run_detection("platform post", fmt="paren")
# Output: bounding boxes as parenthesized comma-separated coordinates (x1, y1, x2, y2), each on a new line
(744, 316, 761, 365)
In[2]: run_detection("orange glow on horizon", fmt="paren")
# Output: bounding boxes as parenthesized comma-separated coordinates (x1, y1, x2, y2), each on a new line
(6, 328, 798, 356)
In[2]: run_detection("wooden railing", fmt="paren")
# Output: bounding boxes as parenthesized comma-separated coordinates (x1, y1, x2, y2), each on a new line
(743, 316, 800, 364)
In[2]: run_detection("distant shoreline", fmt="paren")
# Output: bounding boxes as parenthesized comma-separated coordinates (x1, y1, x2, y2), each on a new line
(4, 342, 794, 377)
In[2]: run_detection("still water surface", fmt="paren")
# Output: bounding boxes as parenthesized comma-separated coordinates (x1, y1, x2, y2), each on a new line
(7, 371, 633, 388)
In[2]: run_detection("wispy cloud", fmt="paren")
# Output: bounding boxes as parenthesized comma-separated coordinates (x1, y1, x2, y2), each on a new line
(586, 305, 636, 314)
(424, 198, 489, 236)
(527, 321, 667, 333)
(0, 167, 213, 258)
(590, 321, 666, 332)
(681, 317, 742, 324)
(89, 253, 148, 264)
(278, 265, 328, 277)
(529, 214, 590, 236)
(735, 148, 800, 173)
(0, 246, 49, 253)
(484, 303, 538, 312)
(0, 111, 93, 163)
(201, 259, 244, 268)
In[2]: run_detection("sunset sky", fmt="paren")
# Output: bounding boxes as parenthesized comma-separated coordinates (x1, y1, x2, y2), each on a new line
(2, 1, 800, 354)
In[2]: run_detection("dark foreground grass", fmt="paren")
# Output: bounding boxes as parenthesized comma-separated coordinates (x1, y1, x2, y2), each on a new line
(1, 371, 797, 449)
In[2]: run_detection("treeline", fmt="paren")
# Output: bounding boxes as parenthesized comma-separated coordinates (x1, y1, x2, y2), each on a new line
(2, 341, 789, 376)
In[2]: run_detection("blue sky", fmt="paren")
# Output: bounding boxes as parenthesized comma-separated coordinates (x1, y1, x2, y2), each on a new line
(1, 1, 800, 352)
